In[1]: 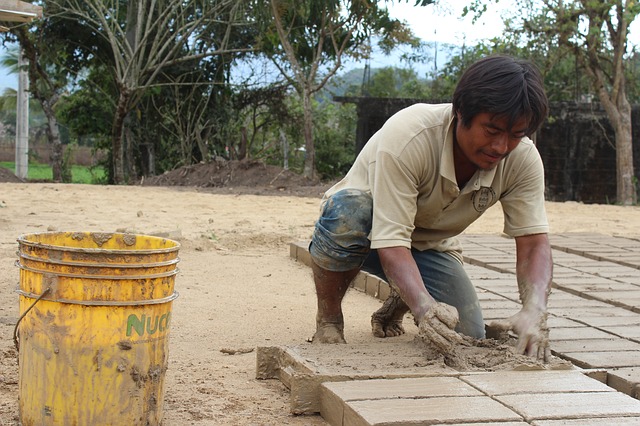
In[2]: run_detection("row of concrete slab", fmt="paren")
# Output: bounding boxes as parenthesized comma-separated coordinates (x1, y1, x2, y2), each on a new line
(271, 233, 640, 425)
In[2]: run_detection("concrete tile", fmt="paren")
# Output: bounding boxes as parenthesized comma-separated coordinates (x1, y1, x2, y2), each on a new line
(480, 299, 521, 309)
(553, 276, 618, 286)
(474, 284, 520, 295)
(533, 417, 640, 425)
(555, 306, 638, 318)
(321, 377, 482, 401)
(584, 290, 640, 303)
(434, 423, 529, 426)
(546, 316, 584, 328)
(608, 367, 640, 397)
(547, 297, 609, 309)
(550, 338, 640, 353)
(622, 276, 640, 285)
(377, 281, 391, 301)
(549, 327, 616, 341)
(496, 391, 640, 420)
(344, 396, 522, 426)
(574, 316, 640, 327)
(460, 370, 613, 395)
(321, 381, 348, 426)
(476, 290, 511, 301)
(290, 241, 312, 266)
(559, 351, 640, 369)
(556, 282, 640, 292)
(352, 273, 367, 292)
(481, 308, 522, 320)
(364, 274, 379, 299)
(599, 325, 640, 340)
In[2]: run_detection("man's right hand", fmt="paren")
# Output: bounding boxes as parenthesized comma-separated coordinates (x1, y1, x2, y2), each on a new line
(417, 302, 466, 353)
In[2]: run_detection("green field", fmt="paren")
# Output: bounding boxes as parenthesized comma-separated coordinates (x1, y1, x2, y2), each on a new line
(0, 161, 106, 184)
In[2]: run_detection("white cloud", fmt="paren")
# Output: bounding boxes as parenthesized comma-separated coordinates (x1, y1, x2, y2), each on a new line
(386, 0, 506, 45)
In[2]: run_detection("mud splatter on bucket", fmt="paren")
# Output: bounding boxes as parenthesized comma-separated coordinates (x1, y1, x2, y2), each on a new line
(15, 232, 179, 426)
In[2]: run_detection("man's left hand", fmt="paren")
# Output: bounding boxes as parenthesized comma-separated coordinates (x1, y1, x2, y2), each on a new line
(490, 306, 550, 362)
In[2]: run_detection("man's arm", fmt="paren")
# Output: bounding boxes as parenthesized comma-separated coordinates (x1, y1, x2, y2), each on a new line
(378, 246, 465, 352)
(492, 233, 552, 361)
(378, 247, 433, 319)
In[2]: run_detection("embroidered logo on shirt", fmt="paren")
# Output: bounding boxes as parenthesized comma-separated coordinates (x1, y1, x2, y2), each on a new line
(472, 187, 496, 212)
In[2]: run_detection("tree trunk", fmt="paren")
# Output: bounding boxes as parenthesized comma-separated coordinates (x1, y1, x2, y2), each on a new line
(302, 88, 315, 180)
(41, 99, 64, 182)
(112, 90, 131, 184)
(195, 123, 209, 164)
(612, 95, 636, 205)
(597, 85, 636, 205)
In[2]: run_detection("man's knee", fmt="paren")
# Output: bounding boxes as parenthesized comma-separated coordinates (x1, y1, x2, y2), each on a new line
(310, 189, 372, 272)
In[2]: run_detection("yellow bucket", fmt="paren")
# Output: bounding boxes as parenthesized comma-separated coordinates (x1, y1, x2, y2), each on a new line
(15, 232, 180, 426)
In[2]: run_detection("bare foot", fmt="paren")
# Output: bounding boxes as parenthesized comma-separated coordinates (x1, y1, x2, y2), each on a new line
(312, 322, 346, 344)
(371, 291, 410, 338)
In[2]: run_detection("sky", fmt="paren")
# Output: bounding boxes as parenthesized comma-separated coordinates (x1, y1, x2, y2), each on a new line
(389, 1, 507, 46)
(388, 0, 640, 46)
(2, 1, 640, 91)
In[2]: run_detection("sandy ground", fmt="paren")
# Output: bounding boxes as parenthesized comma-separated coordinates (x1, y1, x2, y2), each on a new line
(1, 182, 640, 425)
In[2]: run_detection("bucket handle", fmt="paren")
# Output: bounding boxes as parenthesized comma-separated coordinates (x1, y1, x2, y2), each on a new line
(13, 287, 51, 352)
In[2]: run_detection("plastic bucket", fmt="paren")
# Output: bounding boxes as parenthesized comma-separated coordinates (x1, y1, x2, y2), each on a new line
(15, 232, 180, 426)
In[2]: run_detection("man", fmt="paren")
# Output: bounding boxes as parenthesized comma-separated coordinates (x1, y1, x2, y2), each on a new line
(309, 55, 552, 362)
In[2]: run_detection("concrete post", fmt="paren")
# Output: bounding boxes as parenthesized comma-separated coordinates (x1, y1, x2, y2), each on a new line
(15, 50, 29, 179)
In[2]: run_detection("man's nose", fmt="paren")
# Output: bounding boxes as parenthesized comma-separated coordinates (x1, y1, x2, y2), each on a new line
(491, 134, 509, 155)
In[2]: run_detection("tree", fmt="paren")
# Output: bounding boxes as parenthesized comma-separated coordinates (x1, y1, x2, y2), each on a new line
(257, 0, 424, 179)
(48, 0, 250, 184)
(484, 0, 639, 205)
(1, 9, 78, 182)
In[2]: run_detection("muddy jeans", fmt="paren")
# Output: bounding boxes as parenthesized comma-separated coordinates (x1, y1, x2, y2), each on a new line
(310, 188, 485, 338)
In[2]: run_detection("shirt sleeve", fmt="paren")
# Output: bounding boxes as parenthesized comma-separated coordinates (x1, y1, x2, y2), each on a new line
(369, 149, 420, 249)
(499, 143, 549, 237)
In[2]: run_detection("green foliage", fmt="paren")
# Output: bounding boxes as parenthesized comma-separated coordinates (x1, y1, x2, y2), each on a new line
(313, 101, 357, 180)
(55, 68, 114, 145)
(361, 67, 431, 98)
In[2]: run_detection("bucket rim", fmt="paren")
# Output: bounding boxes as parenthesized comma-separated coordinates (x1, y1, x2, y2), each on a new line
(16, 251, 181, 269)
(16, 288, 179, 306)
(17, 231, 181, 254)
(16, 260, 180, 280)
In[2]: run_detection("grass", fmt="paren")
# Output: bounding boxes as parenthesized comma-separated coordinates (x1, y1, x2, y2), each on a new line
(0, 161, 106, 184)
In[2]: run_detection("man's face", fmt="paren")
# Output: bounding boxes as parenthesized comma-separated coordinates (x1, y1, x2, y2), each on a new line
(454, 112, 528, 171)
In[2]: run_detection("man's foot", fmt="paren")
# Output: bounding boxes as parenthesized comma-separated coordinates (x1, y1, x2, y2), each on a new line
(312, 322, 346, 343)
(371, 291, 410, 338)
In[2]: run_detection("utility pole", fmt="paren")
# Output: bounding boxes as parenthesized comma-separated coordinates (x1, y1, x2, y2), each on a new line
(15, 49, 28, 179)
(0, 1, 44, 179)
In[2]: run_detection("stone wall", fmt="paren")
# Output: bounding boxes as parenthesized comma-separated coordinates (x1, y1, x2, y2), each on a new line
(334, 97, 640, 204)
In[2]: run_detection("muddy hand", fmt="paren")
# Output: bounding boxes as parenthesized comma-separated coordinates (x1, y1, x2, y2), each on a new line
(371, 291, 410, 338)
(417, 302, 466, 353)
(490, 306, 550, 362)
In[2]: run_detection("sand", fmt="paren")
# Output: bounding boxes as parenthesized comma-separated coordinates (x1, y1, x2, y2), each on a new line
(0, 182, 639, 425)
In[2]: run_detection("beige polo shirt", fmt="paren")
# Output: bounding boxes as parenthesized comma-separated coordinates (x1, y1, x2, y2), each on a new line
(323, 103, 549, 259)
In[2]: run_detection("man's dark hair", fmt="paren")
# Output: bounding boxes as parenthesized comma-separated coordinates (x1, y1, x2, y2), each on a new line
(452, 55, 549, 136)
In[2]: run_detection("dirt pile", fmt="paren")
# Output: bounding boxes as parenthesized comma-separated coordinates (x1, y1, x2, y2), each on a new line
(0, 161, 333, 198)
(141, 159, 332, 197)
(0, 167, 23, 183)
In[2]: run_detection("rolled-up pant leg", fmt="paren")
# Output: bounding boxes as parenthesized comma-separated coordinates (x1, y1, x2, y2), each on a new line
(309, 189, 373, 272)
